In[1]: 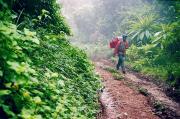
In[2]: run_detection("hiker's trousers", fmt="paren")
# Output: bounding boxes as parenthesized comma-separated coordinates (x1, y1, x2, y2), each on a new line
(116, 54, 125, 71)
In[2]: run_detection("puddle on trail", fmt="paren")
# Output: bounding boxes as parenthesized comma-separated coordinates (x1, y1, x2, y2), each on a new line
(98, 88, 117, 119)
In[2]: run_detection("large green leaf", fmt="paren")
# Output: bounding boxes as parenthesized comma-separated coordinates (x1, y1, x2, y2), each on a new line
(152, 36, 162, 43)
(145, 30, 151, 38)
(154, 31, 161, 37)
(0, 90, 11, 96)
(1, 104, 15, 117)
(140, 32, 145, 40)
(131, 30, 140, 40)
(0, 70, 3, 76)
(24, 28, 40, 44)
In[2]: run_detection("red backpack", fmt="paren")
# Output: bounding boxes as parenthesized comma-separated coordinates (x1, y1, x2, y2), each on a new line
(110, 37, 129, 55)
(109, 37, 121, 48)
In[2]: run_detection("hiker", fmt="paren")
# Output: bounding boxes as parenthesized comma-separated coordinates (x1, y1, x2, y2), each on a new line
(110, 35, 129, 74)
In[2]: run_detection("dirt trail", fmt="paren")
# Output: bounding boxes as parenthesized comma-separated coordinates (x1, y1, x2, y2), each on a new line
(95, 60, 180, 119)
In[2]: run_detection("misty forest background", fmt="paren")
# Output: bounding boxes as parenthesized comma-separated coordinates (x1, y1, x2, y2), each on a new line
(0, 0, 180, 119)
(61, 0, 180, 99)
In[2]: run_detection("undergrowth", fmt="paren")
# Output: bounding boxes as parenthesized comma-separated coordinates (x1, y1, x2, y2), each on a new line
(104, 67, 124, 80)
(0, 1, 101, 118)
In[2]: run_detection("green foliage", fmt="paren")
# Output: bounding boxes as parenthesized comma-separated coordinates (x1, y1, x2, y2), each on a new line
(0, 0, 101, 118)
(104, 67, 119, 74)
(11, 0, 71, 35)
(112, 73, 124, 81)
(153, 101, 166, 115)
(126, 0, 180, 100)
(153, 23, 176, 49)
(110, 57, 117, 63)
(30, 39, 101, 118)
(129, 14, 157, 46)
(104, 67, 124, 80)
(0, 22, 40, 118)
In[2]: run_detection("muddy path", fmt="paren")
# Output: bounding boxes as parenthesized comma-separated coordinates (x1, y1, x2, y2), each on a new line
(95, 59, 180, 119)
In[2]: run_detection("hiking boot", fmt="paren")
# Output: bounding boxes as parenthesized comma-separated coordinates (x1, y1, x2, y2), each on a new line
(122, 70, 126, 74)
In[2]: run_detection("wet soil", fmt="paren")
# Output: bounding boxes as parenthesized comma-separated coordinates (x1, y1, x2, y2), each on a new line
(95, 60, 180, 119)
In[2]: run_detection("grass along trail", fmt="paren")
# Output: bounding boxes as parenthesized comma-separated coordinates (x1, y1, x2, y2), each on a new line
(95, 59, 180, 119)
